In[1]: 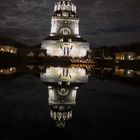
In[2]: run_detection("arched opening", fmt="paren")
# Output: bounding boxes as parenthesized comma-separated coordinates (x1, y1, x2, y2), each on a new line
(60, 28, 71, 35)
(57, 88, 69, 96)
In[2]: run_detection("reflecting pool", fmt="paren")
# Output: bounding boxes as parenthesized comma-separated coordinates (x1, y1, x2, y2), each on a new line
(0, 64, 140, 139)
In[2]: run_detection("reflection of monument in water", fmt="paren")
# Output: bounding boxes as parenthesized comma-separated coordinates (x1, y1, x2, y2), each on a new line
(40, 66, 91, 127)
(1, 64, 140, 127)
(41, 0, 91, 59)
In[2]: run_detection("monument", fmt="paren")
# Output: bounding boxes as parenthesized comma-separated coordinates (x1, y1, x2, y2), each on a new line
(41, 0, 91, 59)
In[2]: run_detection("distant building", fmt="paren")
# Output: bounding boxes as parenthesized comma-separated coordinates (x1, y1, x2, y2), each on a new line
(0, 45, 17, 54)
(41, 0, 91, 58)
(92, 47, 140, 61)
(92, 49, 114, 60)
(115, 52, 137, 60)
(18, 48, 47, 58)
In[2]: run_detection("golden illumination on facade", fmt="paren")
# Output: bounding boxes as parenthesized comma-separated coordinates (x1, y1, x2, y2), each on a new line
(115, 52, 136, 61)
(0, 45, 17, 54)
(116, 52, 125, 60)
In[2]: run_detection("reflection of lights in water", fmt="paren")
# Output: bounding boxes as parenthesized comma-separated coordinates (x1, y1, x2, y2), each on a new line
(0, 47, 16, 54)
(0, 70, 4, 73)
(135, 71, 140, 75)
(47, 47, 64, 56)
(75, 87, 79, 90)
(0, 67, 16, 75)
(0, 48, 4, 51)
(26, 65, 34, 70)
(127, 70, 134, 75)
(40, 67, 89, 83)
(48, 83, 78, 127)
(43, 66, 87, 127)
(127, 70, 135, 77)
(128, 55, 131, 59)
(57, 88, 69, 96)
(115, 69, 124, 77)
(127, 70, 131, 75)
(71, 89, 77, 101)
(10, 68, 13, 71)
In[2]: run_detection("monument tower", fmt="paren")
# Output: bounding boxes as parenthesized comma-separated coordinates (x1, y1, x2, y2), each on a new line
(41, 0, 91, 58)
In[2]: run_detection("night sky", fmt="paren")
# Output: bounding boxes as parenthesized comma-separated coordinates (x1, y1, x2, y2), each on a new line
(0, 0, 140, 46)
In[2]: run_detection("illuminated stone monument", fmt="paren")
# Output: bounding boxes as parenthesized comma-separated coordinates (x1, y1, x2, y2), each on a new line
(40, 66, 90, 127)
(41, 0, 91, 58)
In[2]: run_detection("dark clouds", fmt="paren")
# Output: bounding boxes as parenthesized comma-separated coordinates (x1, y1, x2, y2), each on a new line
(100, 25, 140, 33)
(0, 0, 140, 46)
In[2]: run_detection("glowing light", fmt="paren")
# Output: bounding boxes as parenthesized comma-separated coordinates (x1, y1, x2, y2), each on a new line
(0, 48, 4, 52)
(41, 0, 91, 59)
(40, 67, 89, 83)
(127, 70, 130, 74)
(41, 41, 90, 58)
(51, 19, 57, 35)
(48, 88, 55, 105)
(128, 55, 132, 60)
(71, 90, 77, 100)
(74, 21, 79, 35)
(0, 67, 16, 75)
(27, 52, 35, 57)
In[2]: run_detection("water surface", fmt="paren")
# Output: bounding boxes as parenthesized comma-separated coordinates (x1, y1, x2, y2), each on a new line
(0, 64, 140, 139)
